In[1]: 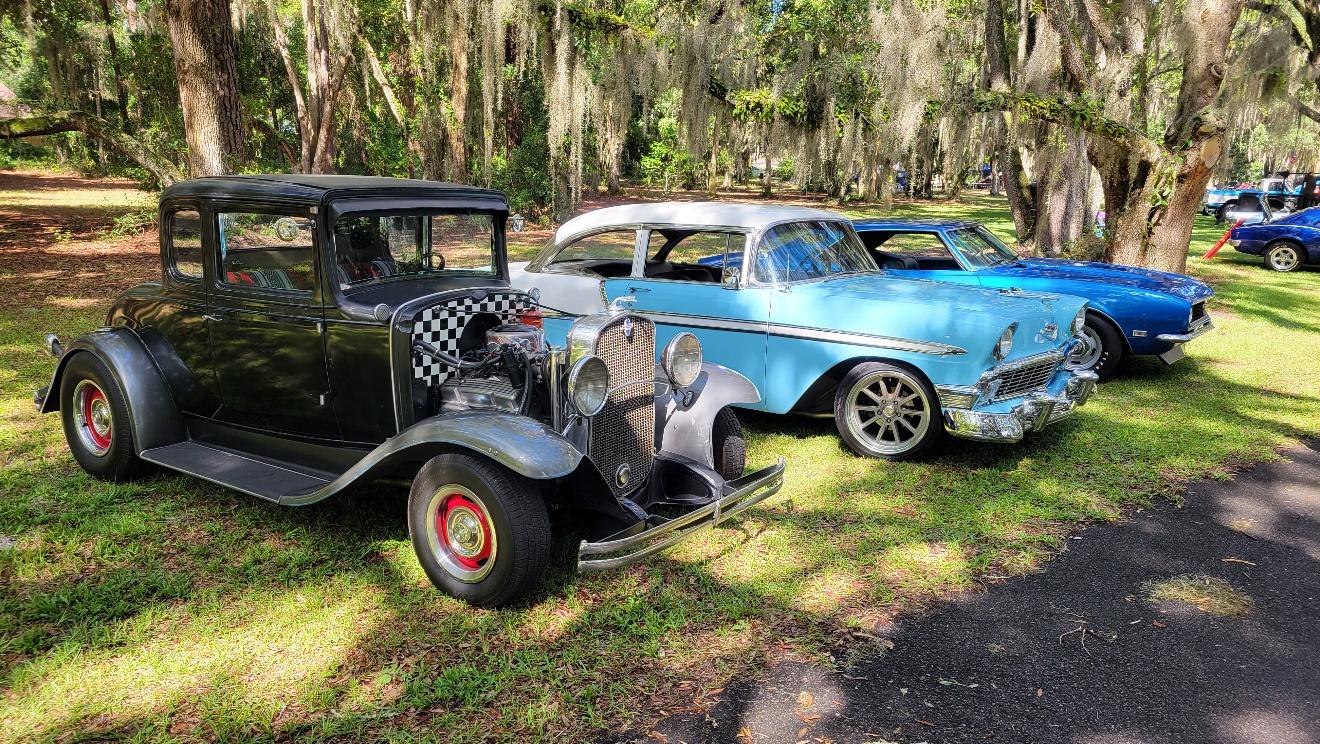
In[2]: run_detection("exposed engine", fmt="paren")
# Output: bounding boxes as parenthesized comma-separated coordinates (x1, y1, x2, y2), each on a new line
(412, 318, 549, 417)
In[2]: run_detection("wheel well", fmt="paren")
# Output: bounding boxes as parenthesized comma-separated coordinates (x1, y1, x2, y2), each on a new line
(788, 356, 934, 415)
(1085, 308, 1131, 354)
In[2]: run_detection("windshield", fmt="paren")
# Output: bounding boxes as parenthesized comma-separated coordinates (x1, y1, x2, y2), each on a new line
(946, 226, 1019, 270)
(333, 211, 496, 288)
(752, 220, 877, 284)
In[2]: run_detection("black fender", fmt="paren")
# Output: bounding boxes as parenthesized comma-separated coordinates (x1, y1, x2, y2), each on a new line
(40, 328, 186, 452)
(280, 410, 585, 505)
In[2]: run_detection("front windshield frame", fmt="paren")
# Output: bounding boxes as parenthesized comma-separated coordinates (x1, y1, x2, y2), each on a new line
(748, 219, 879, 286)
(945, 226, 1020, 270)
(331, 208, 503, 292)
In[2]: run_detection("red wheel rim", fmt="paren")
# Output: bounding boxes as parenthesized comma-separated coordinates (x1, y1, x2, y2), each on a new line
(79, 384, 112, 452)
(435, 492, 493, 570)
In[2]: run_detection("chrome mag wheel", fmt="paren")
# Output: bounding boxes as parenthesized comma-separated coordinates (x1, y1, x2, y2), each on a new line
(425, 484, 498, 583)
(1065, 325, 1103, 371)
(72, 379, 113, 456)
(844, 369, 931, 456)
(1267, 244, 1300, 272)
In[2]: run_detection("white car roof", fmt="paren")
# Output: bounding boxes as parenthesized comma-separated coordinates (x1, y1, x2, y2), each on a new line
(553, 201, 849, 244)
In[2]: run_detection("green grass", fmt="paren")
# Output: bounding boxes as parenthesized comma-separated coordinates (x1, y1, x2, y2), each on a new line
(2, 181, 1318, 742)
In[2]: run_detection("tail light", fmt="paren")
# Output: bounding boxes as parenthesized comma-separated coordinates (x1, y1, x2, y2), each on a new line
(516, 307, 544, 329)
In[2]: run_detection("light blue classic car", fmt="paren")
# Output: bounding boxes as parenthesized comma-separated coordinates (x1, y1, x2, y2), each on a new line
(851, 219, 1214, 380)
(510, 203, 1098, 460)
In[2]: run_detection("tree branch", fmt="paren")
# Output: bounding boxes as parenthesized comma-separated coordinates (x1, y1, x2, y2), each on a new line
(970, 90, 1164, 160)
(0, 110, 183, 185)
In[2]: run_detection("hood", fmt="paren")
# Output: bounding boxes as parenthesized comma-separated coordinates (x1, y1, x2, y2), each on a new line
(991, 258, 1214, 303)
(784, 274, 1086, 362)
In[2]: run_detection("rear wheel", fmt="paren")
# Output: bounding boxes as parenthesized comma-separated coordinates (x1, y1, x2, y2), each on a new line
(1065, 313, 1124, 382)
(1216, 201, 1237, 224)
(1264, 241, 1302, 272)
(59, 352, 149, 481)
(711, 406, 747, 480)
(833, 362, 941, 460)
(407, 453, 551, 607)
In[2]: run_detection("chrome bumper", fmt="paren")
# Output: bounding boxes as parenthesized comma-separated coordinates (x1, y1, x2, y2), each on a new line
(1156, 317, 1214, 344)
(943, 370, 1098, 443)
(577, 457, 786, 572)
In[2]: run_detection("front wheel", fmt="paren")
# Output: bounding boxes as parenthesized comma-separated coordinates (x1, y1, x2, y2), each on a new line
(833, 362, 942, 460)
(1065, 313, 1124, 381)
(1265, 242, 1302, 272)
(407, 453, 551, 607)
(712, 407, 747, 480)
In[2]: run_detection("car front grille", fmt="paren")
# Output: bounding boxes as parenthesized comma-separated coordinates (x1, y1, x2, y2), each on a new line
(991, 354, 1060, 402)
(588, 314, 656, 497)
(1191, 301, 1207, 324)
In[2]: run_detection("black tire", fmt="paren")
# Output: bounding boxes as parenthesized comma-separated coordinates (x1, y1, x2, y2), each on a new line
(1264, 241, 1303, 272)
(1065, 312, 1125, 382)
(711, 406, 747, 480)
(407, 452, 551, 608)
(1215, 201, 1237, 225)
(59, 352, 149, 481)
(833, 361, 942, 461)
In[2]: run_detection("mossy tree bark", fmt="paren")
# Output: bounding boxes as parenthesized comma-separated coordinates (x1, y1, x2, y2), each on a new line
(164, 0, 245, 176)
(0, 111, 184, 185)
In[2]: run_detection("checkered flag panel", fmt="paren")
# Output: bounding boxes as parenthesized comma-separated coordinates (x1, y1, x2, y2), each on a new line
(411, 290, 534, 387)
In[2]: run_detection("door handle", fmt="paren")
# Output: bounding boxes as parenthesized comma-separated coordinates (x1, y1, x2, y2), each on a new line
(203, 313, 223, 322)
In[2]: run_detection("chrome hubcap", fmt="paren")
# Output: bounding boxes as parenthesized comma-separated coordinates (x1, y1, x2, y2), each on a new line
(846, 371, 930, 455)
(425, 484, 497, 583)
(1066, 326, 1103, 371)
(72, 380, 112, 456)
(1270, 247, 1298, 271)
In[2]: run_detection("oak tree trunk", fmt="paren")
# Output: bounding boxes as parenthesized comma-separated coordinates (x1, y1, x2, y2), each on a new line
(164, 0, 245, 176)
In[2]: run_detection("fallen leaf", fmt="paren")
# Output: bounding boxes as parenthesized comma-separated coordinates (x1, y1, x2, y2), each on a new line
(797, 711, 822, 724)
(1222, 557, 1256, 566)
(1036, 688, 1045, 697)
(798, 691, 816, 709)
(738, 725, 754, 742)
(915, 718, 936, 727)
(646, 733, 668, 743)
(1153, 621, 1167, 629)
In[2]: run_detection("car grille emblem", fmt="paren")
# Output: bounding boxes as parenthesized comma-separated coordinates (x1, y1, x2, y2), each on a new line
(1040, 322, 1058, 341)
(623, 317, 634, 340)
(615, 463, 632, 488)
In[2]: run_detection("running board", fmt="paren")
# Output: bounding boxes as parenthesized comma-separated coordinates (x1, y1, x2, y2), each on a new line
(140, 441, 332, 502)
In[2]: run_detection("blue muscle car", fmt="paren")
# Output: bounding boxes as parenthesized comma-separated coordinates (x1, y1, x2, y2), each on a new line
(1229, 206, 1320, 272)
(850, 219, 1214, 381)
(510, 203, 1098, 461)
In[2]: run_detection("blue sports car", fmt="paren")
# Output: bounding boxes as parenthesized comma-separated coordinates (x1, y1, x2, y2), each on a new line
(850, 219, 1215, 380)
(1229, 206, 1320, 273)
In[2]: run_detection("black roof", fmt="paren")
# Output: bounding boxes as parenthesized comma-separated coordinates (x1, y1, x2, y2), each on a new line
(162, 174, 505, 204)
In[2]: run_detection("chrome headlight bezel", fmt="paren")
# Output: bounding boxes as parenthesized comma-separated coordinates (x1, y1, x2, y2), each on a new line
(1072, 308, 1087, 336)
(567, 354, 610, 417)
(993, 324, 1016, 362)
(662, 332, 703, 388)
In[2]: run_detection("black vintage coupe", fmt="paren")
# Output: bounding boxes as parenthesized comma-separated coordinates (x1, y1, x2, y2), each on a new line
(35, 175, 784, 606)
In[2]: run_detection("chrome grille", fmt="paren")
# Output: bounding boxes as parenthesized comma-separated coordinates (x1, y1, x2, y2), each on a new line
(588, 315, 656, 497)
(991, 355, 1059, 402)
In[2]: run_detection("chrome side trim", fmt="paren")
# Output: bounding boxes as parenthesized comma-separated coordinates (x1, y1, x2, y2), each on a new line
(635, 310, 967, 356)
(1156, 317, 1214, 344)
(577, 458, 785, 571)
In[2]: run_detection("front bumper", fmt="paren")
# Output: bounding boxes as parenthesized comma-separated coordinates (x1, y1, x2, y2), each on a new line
(577, 457, 785, 572)
(941, 369, 1099, 444)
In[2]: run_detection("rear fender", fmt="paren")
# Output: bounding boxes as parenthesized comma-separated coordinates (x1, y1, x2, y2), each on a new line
(40, 328, 186, 452)
(655, 362, 759, 468)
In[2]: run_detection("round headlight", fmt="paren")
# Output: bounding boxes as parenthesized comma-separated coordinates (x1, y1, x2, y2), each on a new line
(993, 325, 1015, 361)
(568, 355, 610, 417)
(663, 332, 703, 388)
(1072, 309, 1087, 335)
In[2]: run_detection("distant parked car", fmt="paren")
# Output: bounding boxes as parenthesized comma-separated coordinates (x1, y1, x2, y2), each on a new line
(511, 202, 1098, 461)
(1204, 177, 1300, 223)
(851, 219, 1215, 381)
(1229, 206, 1320, 272)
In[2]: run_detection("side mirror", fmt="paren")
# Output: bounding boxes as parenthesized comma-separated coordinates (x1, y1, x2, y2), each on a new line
(509, 214, 526, 233)
(722, 266, 740, 286)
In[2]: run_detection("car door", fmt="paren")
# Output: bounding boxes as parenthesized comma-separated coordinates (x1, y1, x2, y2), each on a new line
(601, 228, 771, 395)
(152, 201, 221, 415)
(857, 230, 980, 286)
(205, 205, 339, 439)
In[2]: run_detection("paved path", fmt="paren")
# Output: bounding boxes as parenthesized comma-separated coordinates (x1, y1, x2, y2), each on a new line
(609, 440, 1320, 744)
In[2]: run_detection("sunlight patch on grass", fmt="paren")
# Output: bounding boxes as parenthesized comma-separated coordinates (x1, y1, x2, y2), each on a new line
(1145, 574, 1253, 617)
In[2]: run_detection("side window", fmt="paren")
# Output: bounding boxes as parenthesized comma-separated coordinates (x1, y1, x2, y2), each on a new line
(874, 232, 951, 259)
(168, 208, 204, 280)
(547, 229, 638, 277)
(217, 212, 316, 293)
(649, 230, 742, 284)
